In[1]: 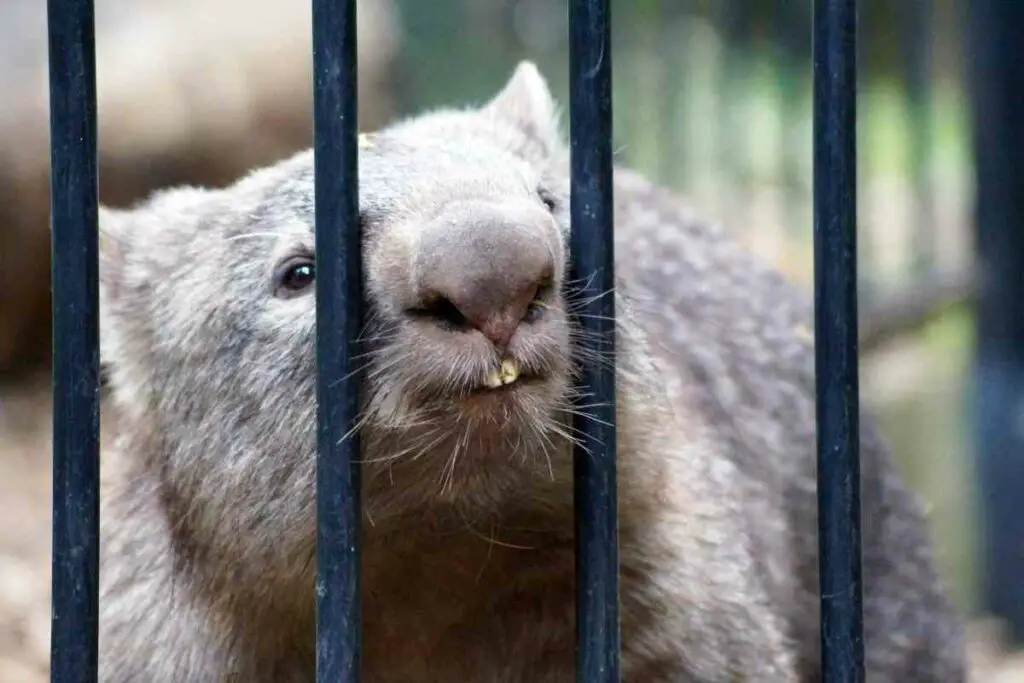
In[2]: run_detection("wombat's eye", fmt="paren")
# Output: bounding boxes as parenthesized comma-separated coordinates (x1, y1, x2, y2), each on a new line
(273, 257, 315, 298)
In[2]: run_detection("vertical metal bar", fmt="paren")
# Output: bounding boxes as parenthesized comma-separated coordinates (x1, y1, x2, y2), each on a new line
(813, 0, 864, 680)
(967, 0, 1024, 648)
(47, 0, 101, 680)
(312, 0, 362, 680)
(569, 1, 619, 682)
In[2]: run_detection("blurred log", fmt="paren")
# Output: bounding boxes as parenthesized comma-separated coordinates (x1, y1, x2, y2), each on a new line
(859, 267, 976, 353)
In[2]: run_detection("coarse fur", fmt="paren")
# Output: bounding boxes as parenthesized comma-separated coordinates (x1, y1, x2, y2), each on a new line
(96, 62, 966, 681)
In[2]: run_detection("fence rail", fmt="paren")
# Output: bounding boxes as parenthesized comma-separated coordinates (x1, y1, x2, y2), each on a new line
(568, 1, 620, 680)
(45, 1, 866, 681)
(813, 0, 865, 678)
(311, 0, 363, 680)
(47, 0, 101, 680)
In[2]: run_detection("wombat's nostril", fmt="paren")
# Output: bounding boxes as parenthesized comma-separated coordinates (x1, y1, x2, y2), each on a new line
(410, 276, 550, 353)
(408, 294, 470, 331)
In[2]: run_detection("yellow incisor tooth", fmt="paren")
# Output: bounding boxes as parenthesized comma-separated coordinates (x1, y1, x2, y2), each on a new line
(498, 358, 520, 385)
(484, 359, 520, 389)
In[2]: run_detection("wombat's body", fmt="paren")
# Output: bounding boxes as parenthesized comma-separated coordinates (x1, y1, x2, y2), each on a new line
(96, 62, 965, 682)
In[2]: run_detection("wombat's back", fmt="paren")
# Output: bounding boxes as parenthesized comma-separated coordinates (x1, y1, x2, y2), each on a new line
(611, 167, 967, 681)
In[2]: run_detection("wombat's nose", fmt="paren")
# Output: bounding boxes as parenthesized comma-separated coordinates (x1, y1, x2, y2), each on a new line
(415, 201, 557, 353)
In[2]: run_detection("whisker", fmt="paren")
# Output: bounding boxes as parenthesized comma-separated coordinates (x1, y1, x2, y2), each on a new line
(222, 231, 291, 243)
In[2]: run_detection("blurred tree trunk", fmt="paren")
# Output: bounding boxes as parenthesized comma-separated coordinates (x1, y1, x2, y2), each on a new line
(967, 0, 1024, 646)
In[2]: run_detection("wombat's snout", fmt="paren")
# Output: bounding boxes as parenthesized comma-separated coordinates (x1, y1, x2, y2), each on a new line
(411, 200, 558, 354)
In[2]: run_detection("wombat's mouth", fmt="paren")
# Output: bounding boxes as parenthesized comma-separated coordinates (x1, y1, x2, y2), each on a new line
(468, 358, 544, 396)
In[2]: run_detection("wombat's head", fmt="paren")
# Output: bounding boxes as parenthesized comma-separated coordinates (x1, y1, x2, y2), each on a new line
(100, 62, 586, 558)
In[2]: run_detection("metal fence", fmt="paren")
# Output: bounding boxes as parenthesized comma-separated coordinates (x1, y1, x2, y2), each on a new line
(48, 0, 100, 677)
(47, 1, 865, 682)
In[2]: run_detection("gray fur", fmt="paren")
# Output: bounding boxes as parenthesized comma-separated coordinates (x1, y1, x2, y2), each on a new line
(96, 61, 965, 681)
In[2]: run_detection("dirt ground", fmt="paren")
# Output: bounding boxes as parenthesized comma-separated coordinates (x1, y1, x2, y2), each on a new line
(2, 374, 1023, 681)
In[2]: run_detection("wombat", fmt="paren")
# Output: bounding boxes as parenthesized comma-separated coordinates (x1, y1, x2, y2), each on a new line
(95, 61, 966, 681)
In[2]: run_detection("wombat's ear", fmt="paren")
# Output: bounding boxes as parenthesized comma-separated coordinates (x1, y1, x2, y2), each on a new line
(483, 60, 563, 155)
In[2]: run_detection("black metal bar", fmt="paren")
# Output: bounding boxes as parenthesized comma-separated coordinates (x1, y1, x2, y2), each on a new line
(312, 0, 362, 680)
(813, 0, 864, 680)
(568, 1, 619, 682)
(47, 0, 101, 680)
(967, 0, 1024, 648)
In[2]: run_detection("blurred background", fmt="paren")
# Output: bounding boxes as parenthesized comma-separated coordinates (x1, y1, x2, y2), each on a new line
(1, 0, 1021, 680)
